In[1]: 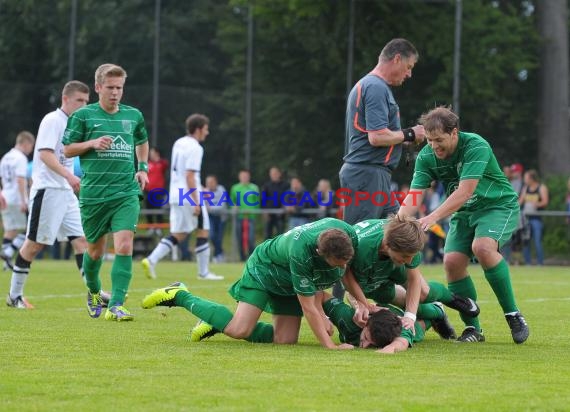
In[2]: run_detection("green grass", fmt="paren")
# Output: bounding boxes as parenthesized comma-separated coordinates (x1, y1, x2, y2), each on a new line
(1, 260, 569, 411)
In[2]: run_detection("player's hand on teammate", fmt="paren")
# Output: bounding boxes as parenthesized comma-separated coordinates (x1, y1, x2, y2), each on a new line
(401, 315, 416, 335)
(19, 201, 28, 213)
(92, 136, 114, 151)
(352, 302, 370, 328)
(418, 215, 438, 232)
(0, 194, 6, 210)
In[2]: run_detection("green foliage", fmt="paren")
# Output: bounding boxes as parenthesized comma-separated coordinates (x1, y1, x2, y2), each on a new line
(0, 0, 551, 189)
(542, 175, 570, 258)
(2, 261, 570, 410)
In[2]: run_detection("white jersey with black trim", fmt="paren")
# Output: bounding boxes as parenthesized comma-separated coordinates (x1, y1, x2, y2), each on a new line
(0, 148, 28, 204)
(169, 135, 204, 205)
(31, 108, 75, 190)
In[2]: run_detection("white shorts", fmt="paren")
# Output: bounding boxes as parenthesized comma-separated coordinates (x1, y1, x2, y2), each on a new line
(1, 204, 27, 231)
(26, 188, 84, 245)
(169, 204, 210, 233)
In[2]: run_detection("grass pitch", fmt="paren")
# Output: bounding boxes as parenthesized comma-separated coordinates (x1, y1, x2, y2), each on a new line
(1, 260, 569, 411)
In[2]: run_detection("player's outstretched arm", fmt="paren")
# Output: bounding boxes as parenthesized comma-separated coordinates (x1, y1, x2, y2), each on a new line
(398, 188, 426, 219)
(298, 294, 353, 350)
(418, 179, 478, 230)
(377, 337, 409, 354)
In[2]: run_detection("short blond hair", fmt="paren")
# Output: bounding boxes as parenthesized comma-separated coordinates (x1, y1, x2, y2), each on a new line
(384, 215, 426, 255)
(95, 63, 127, 85)
(16, 130, 35, 145)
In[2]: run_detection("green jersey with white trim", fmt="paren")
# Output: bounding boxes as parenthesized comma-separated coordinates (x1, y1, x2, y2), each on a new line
(351, 219, 422, 295)
(410, 132, 517, 212)
(245, 218, 358, 296)
(63, 103, 148, 205)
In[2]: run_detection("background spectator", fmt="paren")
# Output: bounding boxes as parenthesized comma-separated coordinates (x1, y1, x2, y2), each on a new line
(261, 166, 288, 239)
(510, 163, 524, 195)
(520, 169, 549, 265)
(313, 178, 334, 219)
(501, 163, 525, 264)
(145, 147, 169, 229)
(285, 177, 310, 229)
(230, 169, 259, 261)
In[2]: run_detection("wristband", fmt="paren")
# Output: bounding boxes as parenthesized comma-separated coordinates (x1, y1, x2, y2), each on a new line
(404, 311, 417, 322)
(402, 128, 416, 142)
(138, 161, 148, 172)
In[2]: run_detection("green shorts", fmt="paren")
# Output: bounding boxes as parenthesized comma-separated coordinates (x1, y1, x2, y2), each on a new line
(228, 266, 303, 317)
(444, 205, 519, 257)
(81, 195, 140, 243)
(365, 267, 408, 305)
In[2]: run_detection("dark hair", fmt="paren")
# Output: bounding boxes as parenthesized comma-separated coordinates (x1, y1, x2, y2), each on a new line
(379, 38, 418, 63)
(317, 229, 354, 261)
(419, 106, 459, 134)
(185, 113, 209, 134)
(367, 310, 402, 348)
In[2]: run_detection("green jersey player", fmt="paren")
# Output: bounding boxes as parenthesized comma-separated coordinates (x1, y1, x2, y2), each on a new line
(317, 290, 456, 354)
(142, 218, 369, 350)
(398, 106, 528, 344)
(63, 63, 149, 322)
(349, 218, 479, 337)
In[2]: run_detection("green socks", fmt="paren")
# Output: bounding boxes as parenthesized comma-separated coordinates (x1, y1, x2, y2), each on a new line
(175, 291, 234, 332)
(245, 322, 274, 343)
(425, 281, 454, 304)
(83, 252, 102, 294)
(109, 254, 132, 307)
(484, 259, 518, 314)
(416, 302, 444, 320)
(175, 291, 275, 343)
(448, 276, 481, 331)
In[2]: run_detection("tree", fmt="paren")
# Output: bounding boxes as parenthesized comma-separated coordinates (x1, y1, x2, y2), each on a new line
(536, 0, 570, 176)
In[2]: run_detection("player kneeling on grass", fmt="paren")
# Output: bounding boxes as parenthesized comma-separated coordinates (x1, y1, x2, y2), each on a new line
(189, 289, 455, 353)
(348, 217, 480, 338)
(142, 218, 373, 350)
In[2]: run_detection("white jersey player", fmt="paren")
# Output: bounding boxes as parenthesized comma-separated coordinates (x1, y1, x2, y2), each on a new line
(6, 81, 109, 309)
(0, 131, 35, 269)
(142, 114, 223, 281)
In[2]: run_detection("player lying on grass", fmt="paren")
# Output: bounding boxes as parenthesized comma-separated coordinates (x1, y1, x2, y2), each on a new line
(318, 290, 456, 354)
(142, 217, 442, 349)
(188, 288, 456, 353)
(349, 217, 480, 336)
(142, 218, 367, 349)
